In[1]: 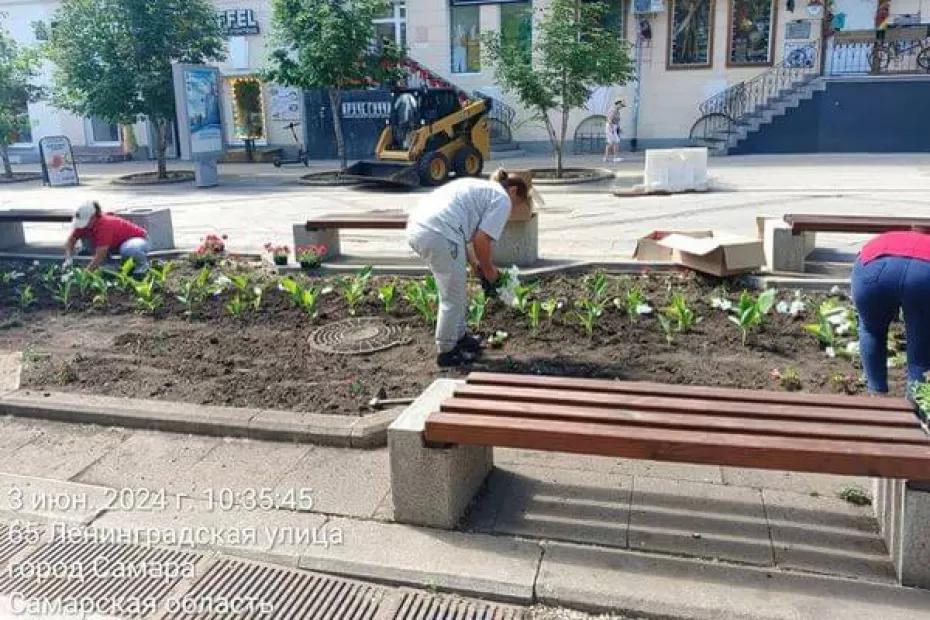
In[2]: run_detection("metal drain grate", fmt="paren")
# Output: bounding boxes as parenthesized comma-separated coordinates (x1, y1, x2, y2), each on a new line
(164, 557, 388, 619)
(308, 318, 412, 355)
(0, 540, 201, 618)
(0, 525, 32, 568)
(392, 591, 526, 620)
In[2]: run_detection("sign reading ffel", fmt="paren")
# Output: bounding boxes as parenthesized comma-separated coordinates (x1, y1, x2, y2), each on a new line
(218, 9, 260, 36)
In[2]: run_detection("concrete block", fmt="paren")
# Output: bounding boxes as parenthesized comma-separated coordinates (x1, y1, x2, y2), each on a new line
(0, 222, 25, 250)
(389, 379, 492, 529)
(0, 352, 22, 396)
(293, 223, 340, 260)
(758, 216, 816, 273)
(493, 213, 538, 267)
(115, 207, 175, 250)
(899, 481, 930, 589)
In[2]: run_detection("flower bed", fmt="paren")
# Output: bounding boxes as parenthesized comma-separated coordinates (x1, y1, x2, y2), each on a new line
(0, 259, 907, 416)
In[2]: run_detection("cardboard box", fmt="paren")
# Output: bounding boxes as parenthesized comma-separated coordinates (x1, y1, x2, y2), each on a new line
(634, 230, 765, 277)
(507, 169, 534, 222)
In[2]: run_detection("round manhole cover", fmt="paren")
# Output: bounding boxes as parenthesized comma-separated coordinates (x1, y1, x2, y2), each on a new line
(308, 318, 413, 355)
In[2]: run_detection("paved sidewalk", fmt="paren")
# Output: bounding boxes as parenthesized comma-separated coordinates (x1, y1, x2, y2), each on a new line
(0, 415, 927, 618)
(4, 153, 930, 262)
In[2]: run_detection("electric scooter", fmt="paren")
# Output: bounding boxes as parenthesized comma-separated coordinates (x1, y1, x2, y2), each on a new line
(273, 122, 310, 167)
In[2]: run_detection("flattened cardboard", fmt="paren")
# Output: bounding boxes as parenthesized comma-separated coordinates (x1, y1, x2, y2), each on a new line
(634, 230, 764, 277)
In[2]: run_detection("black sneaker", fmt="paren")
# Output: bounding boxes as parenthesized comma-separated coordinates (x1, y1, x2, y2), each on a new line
(457, 334, 483, 354)
(436, 348, 476, 368)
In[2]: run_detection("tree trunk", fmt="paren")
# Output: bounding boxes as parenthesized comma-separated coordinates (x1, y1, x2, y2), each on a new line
(539, 107, 560, 178)
(558, 104, 570, 179)
(0, 143, 12, 179)
(155, 119, 168, 180)
(329, 88, 347, 172)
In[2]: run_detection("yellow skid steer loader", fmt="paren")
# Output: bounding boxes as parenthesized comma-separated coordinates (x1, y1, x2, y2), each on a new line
(343, 88, 491, 187)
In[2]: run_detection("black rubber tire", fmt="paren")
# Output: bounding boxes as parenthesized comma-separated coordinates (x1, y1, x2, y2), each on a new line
(453, 145, 484, 178)
(418, 152, 450, 186)
(273, 157, 282, 168)
(917, 48, 930, 73)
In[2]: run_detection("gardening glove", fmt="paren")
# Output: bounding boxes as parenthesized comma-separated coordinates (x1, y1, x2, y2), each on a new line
(480, 275, 500, 299)
(62, 256, 73, 269)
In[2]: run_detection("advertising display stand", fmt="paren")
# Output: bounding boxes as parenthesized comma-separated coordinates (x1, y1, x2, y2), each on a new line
(38, 136, 80, 187)
(172, 64, 225, 188)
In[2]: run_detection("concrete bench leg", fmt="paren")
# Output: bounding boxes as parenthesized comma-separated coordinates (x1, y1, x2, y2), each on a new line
(293, 224, 340, 260)
(389, 379, 493, 529)
(493, 213, 538, 268)
(757, 216, 816, 273)
(0, 222, 26, 251)
(873, 478, 930, 588)
(114, 208, 175, 251)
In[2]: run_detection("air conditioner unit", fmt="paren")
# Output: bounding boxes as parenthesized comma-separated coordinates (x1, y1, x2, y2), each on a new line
(633, 0, 666, 14)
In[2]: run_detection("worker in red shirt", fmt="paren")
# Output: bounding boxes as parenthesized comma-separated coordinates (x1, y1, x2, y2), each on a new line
(852, 227, 930, 395)
(64, 201, 150, 275)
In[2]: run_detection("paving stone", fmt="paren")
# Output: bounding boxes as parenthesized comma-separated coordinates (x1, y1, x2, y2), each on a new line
(481, 463, 631, 548)
(614, 459, 724, 484)
(0, 424, 128, 480)
(629, 476, 773, 566)
(537, 541, 930, 620)
(721, 467, 871, 498)
(0, 352, 21, 395)
(274, 446, 390, 518)
(76, 431, 219, 494)
(298, 517, 542, 603)
(495, 448, 627, 475)
(0, 416, 44, 453)
(763, 489, 896, 583)
(92, 497, 328, 566)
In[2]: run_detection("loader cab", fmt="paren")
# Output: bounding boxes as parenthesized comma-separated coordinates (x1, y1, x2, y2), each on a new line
(389, 88, 462, 149)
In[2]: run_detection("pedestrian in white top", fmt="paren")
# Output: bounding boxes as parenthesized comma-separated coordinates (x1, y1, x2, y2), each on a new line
(407, 169, 530, 367)
(604, 99, 625, 163)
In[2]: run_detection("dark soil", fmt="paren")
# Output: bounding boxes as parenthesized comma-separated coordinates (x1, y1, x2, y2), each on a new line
(0, 261, 900, 417)
(112, 171, 194, 185)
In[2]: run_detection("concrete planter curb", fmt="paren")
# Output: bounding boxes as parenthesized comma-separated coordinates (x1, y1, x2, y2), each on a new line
(0, 389, 400, 448)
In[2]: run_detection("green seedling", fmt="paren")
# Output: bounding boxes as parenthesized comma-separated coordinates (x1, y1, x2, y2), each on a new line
(225, 294, 246, 317)
(279, 277, 320, 318)
(39, 265, 61, 294)
(467, 289, 488, 332)
(511, 282, 538, 314)
(378, 280, 398, 314)
(541, 299, 559, 326)
(487, 330, 509, 348)
(106, 258, 137, 292)
(527, 300, 542, 335)
(729, 289, 777, 346)
(586, 271, 610, 305)
(176, 267, 213, 317)
(803, 299, 849, 350)
(663, 292, 698, 333)
(619, 287, 650, 324)
(69, 268, 95, 297)
(657, 314, 675, 345)
(53, 278, 75, 311)
(131, 275, 164, 314)
(17, 285, 37, 310)
(87, 271, 110, 308)
(339, 266, 373, 315)
(404, 277, 439, 325)
(574, 298, 604, 339)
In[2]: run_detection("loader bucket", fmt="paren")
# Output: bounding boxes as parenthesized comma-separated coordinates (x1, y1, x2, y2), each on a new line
(341, 160, 421, 188)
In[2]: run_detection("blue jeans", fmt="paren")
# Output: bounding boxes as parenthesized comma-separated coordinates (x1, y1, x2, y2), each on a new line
(851, 256, 930, 393)
(116, 237, 150, 275)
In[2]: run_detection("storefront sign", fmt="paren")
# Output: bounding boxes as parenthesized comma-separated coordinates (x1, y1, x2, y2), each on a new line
(269, 85, 302, 122)
(38, 136, 80, 187)
(785, 20, 812, 40)
(341, 101, 391, 119)
(172, 64, 225, 161)
(218, 9, 260, 36)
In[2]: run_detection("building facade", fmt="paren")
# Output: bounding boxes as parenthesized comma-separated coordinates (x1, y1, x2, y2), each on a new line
(2, 0, 929, 163)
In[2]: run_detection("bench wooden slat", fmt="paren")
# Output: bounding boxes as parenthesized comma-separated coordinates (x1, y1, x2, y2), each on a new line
(305, 212, 407, 230)
(452, 384, 917, 427)
(465, 372, 911, 412)
(0, 210, 73, 223)
(784, 214, 930, 235)
(425, 413, 930, 479)
(440, 398, 929, 445)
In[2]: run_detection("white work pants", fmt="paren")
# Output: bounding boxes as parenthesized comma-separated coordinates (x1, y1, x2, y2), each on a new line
(407, 225, 467, 353)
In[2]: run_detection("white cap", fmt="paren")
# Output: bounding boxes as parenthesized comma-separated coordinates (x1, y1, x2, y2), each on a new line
(72, 201, 96, 229)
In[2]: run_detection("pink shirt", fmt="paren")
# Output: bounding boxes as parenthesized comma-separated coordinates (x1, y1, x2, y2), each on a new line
(70, 214, 147, 251)
(860, 231, 930, 265)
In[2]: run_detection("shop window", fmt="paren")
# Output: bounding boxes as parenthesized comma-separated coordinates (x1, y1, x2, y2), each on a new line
(728, 0, 775, 66)
(501, 2, 532, 59)
(87, 117, 120, 144)
(229, 77, 265, 141)
(373, 1, 407, 48)
(668, 0, 714, 69)
(451, 5, 481, 74)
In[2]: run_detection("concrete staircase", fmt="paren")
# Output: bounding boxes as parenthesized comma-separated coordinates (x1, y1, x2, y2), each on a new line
(720, 77, 827, 154)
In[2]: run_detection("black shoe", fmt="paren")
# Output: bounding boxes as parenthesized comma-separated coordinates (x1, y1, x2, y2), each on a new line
(457, 334, 483, 354)
(437, 348, 476, 368)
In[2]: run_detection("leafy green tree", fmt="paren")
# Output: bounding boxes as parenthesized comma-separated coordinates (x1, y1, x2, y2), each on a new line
(0, 24, 43, 179)
(265, 0, 404, 171)
(45, 0, 225, 179)
(484, 0, 633, 177)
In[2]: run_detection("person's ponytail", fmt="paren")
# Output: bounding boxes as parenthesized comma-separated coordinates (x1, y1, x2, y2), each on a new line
(491, 168, 528, 199)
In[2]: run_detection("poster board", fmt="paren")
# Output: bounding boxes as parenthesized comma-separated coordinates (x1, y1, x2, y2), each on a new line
(268, 85, 301, 122)
(172, 64, 225, 161)
(38, 136, 80, 187)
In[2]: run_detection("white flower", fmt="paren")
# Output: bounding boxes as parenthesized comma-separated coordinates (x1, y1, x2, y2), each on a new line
(636, 303, 653, 315)
(830, 285, 842, 296)
(252, 286, 262, 297)
(321, 286, 334, 295)
(214, 275, 231, 287)
(846, 342, 860, 356)
(776, 301, 789, 314)
(32, 260, 40, 267)
(789, 300, 806, 316)
(9, 271, 24, 280)
(825, 347, 836, 358)
(556, 301, 564, 309)
(711, 297, 732, 311)
(826, 313, 847, 326)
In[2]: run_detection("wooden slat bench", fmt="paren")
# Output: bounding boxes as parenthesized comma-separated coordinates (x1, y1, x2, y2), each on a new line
(389, 372, 930, 587)
(784, 214, 930, 236)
